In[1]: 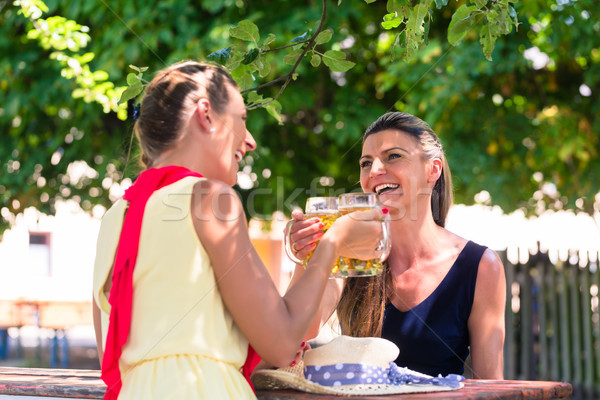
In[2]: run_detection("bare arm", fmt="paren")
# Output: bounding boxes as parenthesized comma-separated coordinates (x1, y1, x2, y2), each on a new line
(192, 180, 382, 367)
(92, 297, 103, 365)
(287, 263, 344, 340)
(468, 248, 506, 379)
(284, 210, 344, 340)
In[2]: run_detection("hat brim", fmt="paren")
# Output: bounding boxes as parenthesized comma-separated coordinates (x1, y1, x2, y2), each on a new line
(251, 363, 461, 396)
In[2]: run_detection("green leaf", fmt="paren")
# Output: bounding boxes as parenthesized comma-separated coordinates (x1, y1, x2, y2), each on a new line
(242, 48, 260, 65)
(225, 51, 245, 71)
(252, 56, 271, 78)
(207, 47, 232, 65)
(245, 91, 262, 105)
(262, 33, 276, 49)
(382, 13, 403, 30)
(231, 64, 255, 91)
(291, 32, 309, 43)
(474, 0, 487, 9)
(92, 70, 109, 81)
(283, 48, 304, 65)
(434, 0, 448, 9)
(126, 73, 138, 85)
(364, 0, 377, 3)
(310, 53, 322, 67)
(265, 99, 283, 125)
(230, 20, 260, 43)
(315, 29, 333, 45)
(77, 52, 94, 64)
(118, 81, 143, 105)
(447, 5, 480, 46)
(322, 50, 355, 72)
(387, 0, 411, 14)
(479, 24, 495, 61)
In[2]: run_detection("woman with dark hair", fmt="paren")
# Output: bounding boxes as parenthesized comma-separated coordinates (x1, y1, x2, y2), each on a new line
(286, 111, 506, 379)
(92, 60, 385, 399)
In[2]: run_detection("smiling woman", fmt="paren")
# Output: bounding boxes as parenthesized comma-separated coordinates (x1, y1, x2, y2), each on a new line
(91, 60, 386, 400)
(286, 111, 506, 380)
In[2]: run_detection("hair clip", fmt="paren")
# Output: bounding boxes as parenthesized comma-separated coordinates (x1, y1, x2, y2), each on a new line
(133, 103, 141, 122)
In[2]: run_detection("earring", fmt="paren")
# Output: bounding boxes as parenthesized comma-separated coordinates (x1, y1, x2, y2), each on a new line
(209, 127, 216, 133)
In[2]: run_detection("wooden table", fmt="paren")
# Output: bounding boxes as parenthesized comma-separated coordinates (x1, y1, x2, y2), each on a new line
(0, 367, 572, 399)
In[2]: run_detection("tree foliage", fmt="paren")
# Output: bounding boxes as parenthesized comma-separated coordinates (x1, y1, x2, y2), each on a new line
(1, 0, 599, 236)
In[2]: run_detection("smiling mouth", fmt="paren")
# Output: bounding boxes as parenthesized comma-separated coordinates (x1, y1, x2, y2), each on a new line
(235, 150, 243, 162)
(374, 183, 399, 195)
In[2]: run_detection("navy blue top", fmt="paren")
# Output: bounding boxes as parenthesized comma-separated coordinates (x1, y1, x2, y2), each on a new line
(381, 240, 486, 377)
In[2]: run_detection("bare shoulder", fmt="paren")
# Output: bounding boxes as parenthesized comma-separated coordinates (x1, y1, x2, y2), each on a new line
(476, 248, 506, 294)
(191, 178, 245, 224)
(479, 248, 505, 277)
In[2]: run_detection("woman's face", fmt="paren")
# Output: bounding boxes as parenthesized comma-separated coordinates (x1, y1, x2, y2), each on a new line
(209, 84, 257, 186)
(359, 129, 432, 217)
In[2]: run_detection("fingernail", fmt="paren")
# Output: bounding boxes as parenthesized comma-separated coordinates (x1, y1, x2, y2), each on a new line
(382, 208, 389, 214)
(290, 361, 296, 367)
(301, 341, 306, 347)
(318, 222, 325, 228)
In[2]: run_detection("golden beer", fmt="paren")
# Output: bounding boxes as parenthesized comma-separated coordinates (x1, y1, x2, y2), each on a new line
(335, 193, 390, 278)
(294, 197, 342, 276)
(302, 212, 340, 271)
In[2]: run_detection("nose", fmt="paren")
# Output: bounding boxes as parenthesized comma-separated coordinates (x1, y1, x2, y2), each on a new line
(369, 157, 386, 178)
(244, 130, 257, 152)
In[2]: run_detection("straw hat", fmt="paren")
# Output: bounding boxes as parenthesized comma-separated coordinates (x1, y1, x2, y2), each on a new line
(251, 335, 464, 396)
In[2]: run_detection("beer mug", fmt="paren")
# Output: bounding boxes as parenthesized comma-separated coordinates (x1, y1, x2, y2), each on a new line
(284, 197, 340, 270)
(335, 192, 391, 278)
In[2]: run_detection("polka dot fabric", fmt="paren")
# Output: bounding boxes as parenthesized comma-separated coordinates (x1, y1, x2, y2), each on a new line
(305, 363, 390, 386)
(305, 362, 464, 388)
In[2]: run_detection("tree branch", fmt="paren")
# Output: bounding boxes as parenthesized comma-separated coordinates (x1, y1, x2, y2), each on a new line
(243, 0, 327, 109)
(261, 39, 312, 54)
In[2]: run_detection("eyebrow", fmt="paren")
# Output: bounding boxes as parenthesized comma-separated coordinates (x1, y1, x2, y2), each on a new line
(360, 146, 409, 161)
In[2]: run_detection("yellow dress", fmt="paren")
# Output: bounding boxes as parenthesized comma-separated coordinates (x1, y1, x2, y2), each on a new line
(93, 177, 257, 399)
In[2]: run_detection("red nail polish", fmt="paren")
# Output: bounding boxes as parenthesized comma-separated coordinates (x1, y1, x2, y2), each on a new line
(301, 341, 306, 347)
(382, 208, 389, 214)
(290, 361, 296, 367)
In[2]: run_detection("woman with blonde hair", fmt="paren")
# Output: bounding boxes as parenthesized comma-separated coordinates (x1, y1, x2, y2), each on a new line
(287, 111, 506, 379)
(92, 60, 385, 399)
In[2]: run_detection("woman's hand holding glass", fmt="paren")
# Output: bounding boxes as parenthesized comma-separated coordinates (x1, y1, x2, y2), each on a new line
(284, 194, 390, 278)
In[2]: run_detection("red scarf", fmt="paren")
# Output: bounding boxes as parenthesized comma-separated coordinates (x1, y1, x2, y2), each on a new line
(101, 166, 260, 399)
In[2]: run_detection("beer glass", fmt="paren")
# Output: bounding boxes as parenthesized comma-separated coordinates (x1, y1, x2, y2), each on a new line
(284, 197, 340, 273)
(335, 192, 391, 278)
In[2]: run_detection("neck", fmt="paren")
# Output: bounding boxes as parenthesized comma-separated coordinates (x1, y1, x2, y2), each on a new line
(388, 207, 442, 270)
(151, 123, 205, 174)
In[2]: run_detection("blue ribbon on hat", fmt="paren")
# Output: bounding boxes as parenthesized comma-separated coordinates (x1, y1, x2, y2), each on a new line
(304, 362, 465, 389)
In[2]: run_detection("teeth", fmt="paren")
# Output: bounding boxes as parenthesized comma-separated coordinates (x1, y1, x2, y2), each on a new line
(235, 151, 243, 162)
(374, 183, 399, 195)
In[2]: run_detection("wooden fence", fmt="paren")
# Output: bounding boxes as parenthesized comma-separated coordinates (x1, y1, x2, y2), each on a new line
(503, 246, 600, 400)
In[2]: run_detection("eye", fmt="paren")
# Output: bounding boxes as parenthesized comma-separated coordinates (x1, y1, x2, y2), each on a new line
(388, 153, 401, 160)
(360, 160, 372, 168)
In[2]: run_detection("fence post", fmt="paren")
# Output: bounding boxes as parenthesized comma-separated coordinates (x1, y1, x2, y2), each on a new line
(534, 248, 548, 380)
(519, 248, 533, 380)
(501, 250, 515, 380)
(569, 254, 583, 388)
(548, 258, 560, 382)
(558, 262, 572, 382)
(581, 254, 594, 397)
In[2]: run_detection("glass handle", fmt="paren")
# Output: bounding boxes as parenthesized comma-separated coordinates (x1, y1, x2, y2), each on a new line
(284, 223, 303, 264)
(376, 217, 392, 262)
